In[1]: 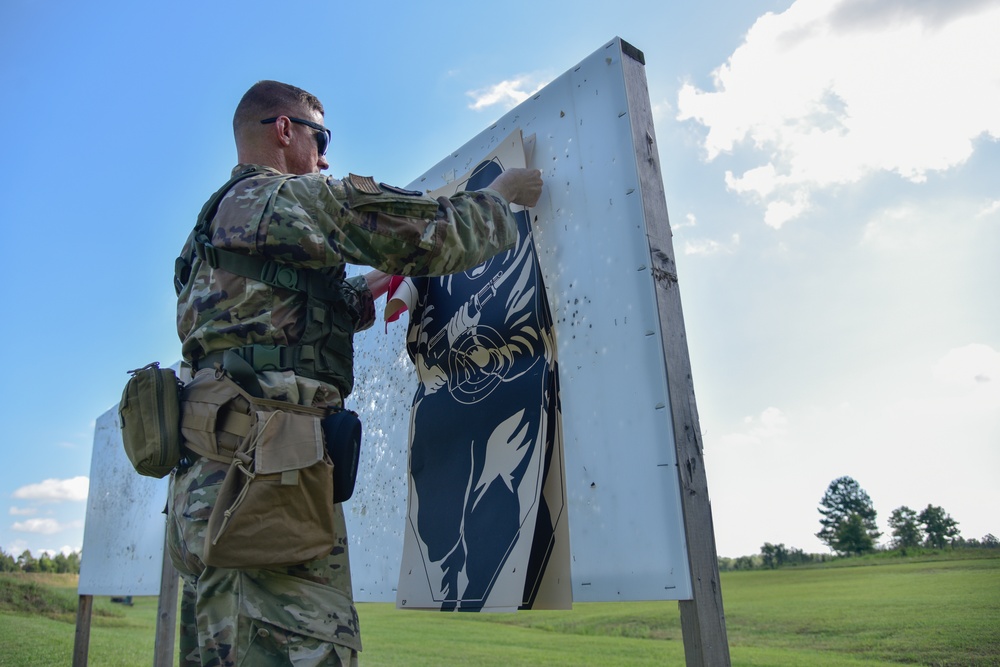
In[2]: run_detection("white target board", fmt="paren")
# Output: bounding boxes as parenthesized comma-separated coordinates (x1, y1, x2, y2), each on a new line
(346, 37, 691, 602)
(79, 406, 168, 596)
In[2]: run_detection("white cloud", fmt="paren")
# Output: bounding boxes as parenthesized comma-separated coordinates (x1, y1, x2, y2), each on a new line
(9, 507, 37, 516)
(725, 164, 778, 198)
(677, 0, 1000, 227)
(717, 432, 759, 448)
(763, 193, 811, 230)
(719, 406, 789, 446)
(12, 476, 89, 503)
(467, 74, 548, 111)
(684, 233, 740, 256)
(674, 212, 698, 231)
(861, 204, 922, 248)
(652, 98, 674, 126)
(860, 197, 992, 254)
(4, 539, 29, 556)
(760, 406, 789, 428)
(932, 344, 1000, 393)
(977, 200, 1000, 218)
(11, 518, 82, 535)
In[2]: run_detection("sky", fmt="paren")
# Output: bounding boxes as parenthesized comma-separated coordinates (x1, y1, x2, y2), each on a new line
(1, 0, 997, 563)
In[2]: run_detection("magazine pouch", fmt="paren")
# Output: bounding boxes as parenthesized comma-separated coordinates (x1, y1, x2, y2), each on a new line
(179, 369, 252, 463)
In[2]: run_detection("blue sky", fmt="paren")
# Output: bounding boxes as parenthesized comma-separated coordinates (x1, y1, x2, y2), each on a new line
(1, 0, 997, 561)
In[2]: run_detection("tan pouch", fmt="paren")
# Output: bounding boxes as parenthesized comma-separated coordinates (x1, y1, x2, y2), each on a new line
(203, 404, 335, 569)
(179, 369, 254, 462)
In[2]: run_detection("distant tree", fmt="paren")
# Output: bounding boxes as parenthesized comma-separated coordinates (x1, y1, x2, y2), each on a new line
(832, 513, 876, 556)
(785, 546, 807, 565)
(982, 534, 999, 548)
(919, 505, 960, 548)
(37, 553, 56, 573)
(817, 476, 881, 552)
(761, 543, 789, 569)
(785, 546, 824, 566)
(888, 506, 923, 549)
(16, 550, 37, 573)
(53, 552, 70, 574)
(0, 548, 16, 572)
(48, 551, 82, 574)
(66, 551, 81, 574)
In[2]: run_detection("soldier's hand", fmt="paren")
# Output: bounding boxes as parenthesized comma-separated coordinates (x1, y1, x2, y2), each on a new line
(487, 168, 543, 207)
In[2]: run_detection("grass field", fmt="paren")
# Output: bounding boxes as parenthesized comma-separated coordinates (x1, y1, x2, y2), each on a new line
(1, 552, 997, 666)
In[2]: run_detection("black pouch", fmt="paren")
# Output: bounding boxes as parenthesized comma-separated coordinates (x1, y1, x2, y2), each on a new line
(321, 409, 362, 503)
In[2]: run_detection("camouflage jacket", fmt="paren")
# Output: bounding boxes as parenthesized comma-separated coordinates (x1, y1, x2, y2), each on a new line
(177, 164, 519, 406)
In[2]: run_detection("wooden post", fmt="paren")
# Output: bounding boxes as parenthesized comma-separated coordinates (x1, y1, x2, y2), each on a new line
(73, 524, 179, 667)
(619, 38, 732, 666)
(72, 594, 93, 667)
(154, 521, 180, 667)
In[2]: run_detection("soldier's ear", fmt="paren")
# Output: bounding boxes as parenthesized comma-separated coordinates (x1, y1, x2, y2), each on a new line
(260, 116, 294, 147)
(275, 116, 294, 147)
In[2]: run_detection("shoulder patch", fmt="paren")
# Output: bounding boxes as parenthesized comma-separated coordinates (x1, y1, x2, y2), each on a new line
(380, 183, 426, 197)
(348, 173, 381, 195)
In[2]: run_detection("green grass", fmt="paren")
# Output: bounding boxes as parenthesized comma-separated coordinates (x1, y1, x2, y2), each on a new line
(2, 553, 998, 666)
(720, 556, 1000, 666)
(0, 574, 163, 666)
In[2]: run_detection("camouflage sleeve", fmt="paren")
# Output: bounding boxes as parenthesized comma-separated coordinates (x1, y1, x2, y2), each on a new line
(248, 173, 519, 278)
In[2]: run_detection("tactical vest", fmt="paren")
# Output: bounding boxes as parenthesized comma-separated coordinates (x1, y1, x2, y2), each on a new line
(174, 166, 360, 397)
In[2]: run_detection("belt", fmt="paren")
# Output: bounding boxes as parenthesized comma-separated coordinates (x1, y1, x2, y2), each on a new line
(194, 344, 296, 374)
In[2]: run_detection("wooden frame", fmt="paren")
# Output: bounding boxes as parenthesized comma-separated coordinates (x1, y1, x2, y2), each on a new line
(619, 39, 731, 665)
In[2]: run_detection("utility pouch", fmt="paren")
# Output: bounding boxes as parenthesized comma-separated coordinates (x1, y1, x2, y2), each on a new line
(321, 409, 363, 503)
(203, 402, 336, 569)
(179, 369, 253, 463)
(119, 362, 184, 478)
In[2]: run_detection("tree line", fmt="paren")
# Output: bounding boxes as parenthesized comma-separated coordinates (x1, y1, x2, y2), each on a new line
(719, 475, 998, 571)
(816, 475, 984, 555)
(5, 475, 995, 575)
(0, 548, 81, 574)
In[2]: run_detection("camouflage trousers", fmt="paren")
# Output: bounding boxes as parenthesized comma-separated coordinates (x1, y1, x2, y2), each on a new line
(167, 455, 361, 666)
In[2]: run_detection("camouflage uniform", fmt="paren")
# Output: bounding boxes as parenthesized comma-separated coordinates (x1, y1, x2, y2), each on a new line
(168, 164, 519, 666)
(178, 580, 200, 666)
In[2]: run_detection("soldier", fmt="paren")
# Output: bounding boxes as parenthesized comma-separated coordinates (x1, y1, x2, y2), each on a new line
(167, 80, 542, 666)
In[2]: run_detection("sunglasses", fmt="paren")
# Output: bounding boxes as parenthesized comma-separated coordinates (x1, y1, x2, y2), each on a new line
(260, 116, 331, 156)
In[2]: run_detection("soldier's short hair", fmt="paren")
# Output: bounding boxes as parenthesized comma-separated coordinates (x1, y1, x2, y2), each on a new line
(233, 80, 325, 138)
